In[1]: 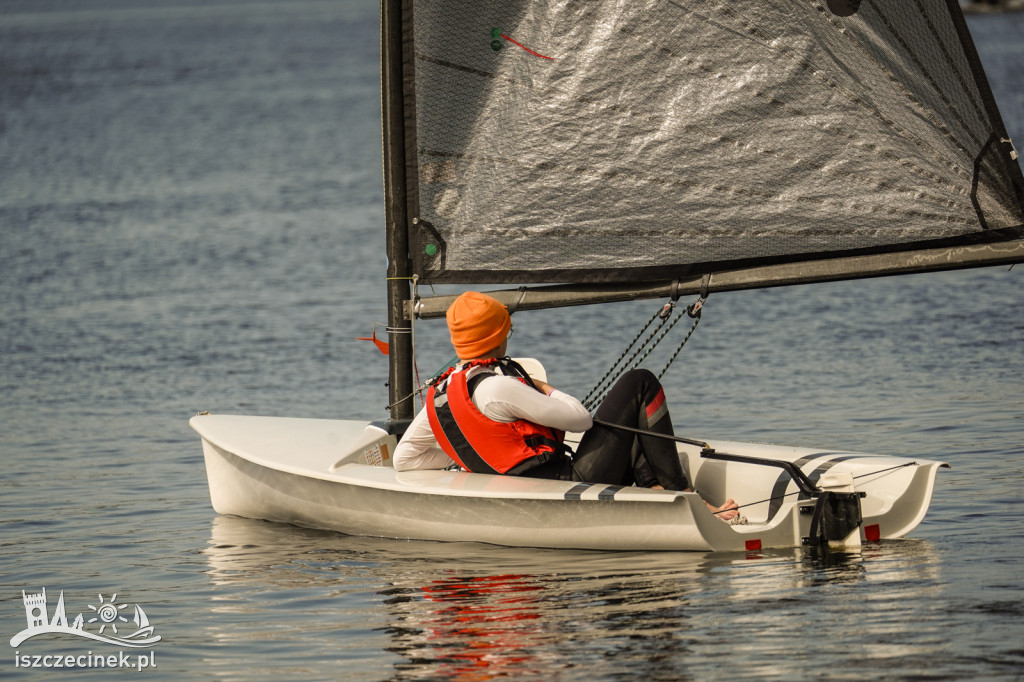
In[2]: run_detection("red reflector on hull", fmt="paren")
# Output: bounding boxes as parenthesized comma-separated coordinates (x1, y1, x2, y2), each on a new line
(745, 539, 762, 551)
(864, 524, 881, 541)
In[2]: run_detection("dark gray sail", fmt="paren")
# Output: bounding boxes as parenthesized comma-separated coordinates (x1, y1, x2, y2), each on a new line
(398, 0, 1024, 286)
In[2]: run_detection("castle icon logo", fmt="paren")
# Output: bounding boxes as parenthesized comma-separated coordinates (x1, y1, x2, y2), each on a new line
(11, 588, 161, 649)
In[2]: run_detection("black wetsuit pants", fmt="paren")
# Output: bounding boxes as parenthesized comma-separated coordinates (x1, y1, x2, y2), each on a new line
(565, 369, 690, 490)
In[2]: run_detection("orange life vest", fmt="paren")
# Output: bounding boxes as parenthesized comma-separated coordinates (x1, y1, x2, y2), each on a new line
(425, 359, 571, 476)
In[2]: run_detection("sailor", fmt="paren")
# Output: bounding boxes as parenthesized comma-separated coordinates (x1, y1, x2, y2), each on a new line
(393, 291, 738, 519)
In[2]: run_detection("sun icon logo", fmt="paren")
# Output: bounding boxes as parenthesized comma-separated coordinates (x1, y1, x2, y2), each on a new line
(87, 593, 129, 634)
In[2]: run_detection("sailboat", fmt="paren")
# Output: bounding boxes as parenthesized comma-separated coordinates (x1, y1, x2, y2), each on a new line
(126, 605, 154, 639)
(191, 0, 1023, 551)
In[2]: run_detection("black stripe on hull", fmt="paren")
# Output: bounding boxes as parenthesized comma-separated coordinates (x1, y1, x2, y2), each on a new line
(765, 452, 865, 521)
(563, 483, 625, 501)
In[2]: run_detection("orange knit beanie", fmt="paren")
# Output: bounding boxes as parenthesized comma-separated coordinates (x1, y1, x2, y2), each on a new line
(446, 292, 511, 359)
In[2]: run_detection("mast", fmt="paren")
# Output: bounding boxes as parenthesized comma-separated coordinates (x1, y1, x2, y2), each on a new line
(381, 0, 413, 420)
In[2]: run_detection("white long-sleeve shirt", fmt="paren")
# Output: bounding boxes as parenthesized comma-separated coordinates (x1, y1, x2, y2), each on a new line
(392, 364, 593, 472)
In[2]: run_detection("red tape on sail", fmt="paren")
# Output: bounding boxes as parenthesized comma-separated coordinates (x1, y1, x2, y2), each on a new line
(490, 28, 553, 60)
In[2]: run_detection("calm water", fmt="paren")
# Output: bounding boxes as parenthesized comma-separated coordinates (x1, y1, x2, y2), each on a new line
(2, 2, 1022, 679)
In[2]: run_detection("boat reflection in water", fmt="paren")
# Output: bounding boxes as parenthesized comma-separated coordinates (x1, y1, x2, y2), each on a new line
(202, 515, 943, 679)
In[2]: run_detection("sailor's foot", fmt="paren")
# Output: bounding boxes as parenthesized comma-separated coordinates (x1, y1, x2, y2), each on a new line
(707, 498, 739, 521)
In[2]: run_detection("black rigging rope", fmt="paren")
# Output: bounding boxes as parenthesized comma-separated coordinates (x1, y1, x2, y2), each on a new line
(582, 295, 704, 411)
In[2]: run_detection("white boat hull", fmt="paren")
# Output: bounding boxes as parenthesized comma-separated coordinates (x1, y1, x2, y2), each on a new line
(191, 413, 947, 552)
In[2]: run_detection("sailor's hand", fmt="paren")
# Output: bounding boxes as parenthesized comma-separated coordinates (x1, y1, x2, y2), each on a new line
(533, 380, 556, 395)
